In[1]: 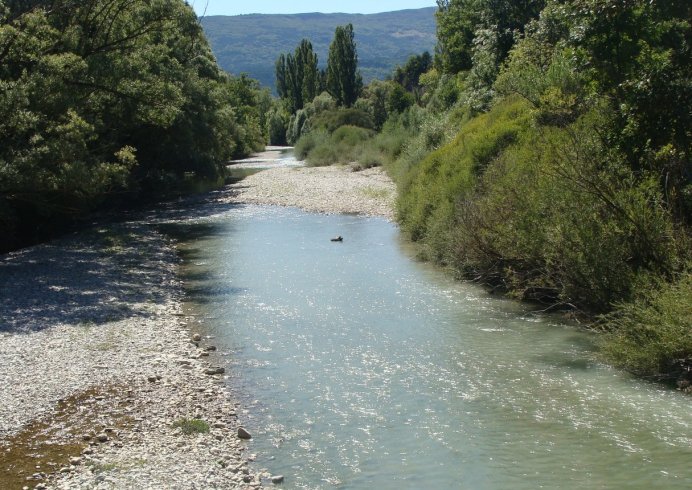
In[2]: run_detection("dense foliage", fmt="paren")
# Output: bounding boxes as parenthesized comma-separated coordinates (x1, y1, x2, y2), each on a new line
(326, 24, 363, 107)
(295, 0, 691, 385)
(275, 39, 321, 113)
(0, 0, 266, 251)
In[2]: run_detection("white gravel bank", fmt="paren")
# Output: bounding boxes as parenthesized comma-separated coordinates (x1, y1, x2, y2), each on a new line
(0, 224, 263, 489)
(227, 165, 396, 221)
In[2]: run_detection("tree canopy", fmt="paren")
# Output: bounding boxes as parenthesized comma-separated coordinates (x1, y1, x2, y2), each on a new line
(0, 0, 266, 251)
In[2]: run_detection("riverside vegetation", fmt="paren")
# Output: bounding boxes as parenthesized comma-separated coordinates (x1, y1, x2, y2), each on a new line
(275, 1, 691, 388)
(0, 0, 270, 252)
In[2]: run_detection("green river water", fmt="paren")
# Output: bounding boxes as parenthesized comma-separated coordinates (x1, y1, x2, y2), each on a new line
(175, 204, 690, 489)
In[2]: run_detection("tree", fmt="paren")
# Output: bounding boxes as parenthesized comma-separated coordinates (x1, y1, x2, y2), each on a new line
(435, 0, 545, 75)
(275, 39, 320, 113)
(295, 39, 320, 106)
(326, 23, 363, 107)
(393, 52, 433, 103)
(0, 0, 266, 251)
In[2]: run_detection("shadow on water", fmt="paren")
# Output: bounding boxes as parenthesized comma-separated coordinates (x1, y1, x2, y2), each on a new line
(157, 221, 249, 306)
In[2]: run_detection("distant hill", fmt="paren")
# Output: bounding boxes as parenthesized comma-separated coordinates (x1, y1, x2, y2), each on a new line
(200, 8, 437, 91)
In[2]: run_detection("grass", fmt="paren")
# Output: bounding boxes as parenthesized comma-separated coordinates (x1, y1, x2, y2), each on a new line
(360, 186, 392, 200)
(89, 458, 148, 473)
(172, 418, 210, 435)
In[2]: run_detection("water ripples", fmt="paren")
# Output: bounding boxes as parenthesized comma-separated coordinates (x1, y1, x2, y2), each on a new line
(178, 206, 691, 489)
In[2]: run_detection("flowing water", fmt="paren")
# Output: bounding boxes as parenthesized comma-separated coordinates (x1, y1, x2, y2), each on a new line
(175, 205, 691, 489)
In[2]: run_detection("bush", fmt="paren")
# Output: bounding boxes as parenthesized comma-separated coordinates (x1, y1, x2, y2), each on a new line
(599, 273, 692, 384)
(311, 108, 374, 132)
(397, 96, 684, 314)
(294, 129, 329, 160)
(172, 418, 210, 435)
(398, 97, 532, 244)
(295, 125, 374, 166)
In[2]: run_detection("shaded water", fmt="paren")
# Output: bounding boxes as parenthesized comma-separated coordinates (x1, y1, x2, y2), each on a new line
(177, 205, 691, 489)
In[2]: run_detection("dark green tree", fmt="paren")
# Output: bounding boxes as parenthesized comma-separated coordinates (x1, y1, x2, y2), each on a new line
(0, 0, 266, 251)
(296, 39, 320, 106)
(435, 0, 545, 75)
(326, 23, 363, 107)
(275, 39, 320, 113)
(393, 51, 433, 102)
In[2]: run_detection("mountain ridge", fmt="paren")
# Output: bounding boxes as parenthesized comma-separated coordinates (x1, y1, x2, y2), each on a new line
(200, 7, 437, 91)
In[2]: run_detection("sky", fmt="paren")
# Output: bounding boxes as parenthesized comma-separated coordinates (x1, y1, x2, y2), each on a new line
(190, 0, 438, 16)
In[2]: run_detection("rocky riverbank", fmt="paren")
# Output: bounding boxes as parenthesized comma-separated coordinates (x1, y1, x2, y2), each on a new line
(0, 223, 267, 489)
(0, 157, 396, 489)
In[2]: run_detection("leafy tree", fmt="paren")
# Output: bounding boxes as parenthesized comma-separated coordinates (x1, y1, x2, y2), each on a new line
(326, 23, 363, 107)
(0, 0, 266, 251)
(566, 0, 691, 221)
(435, 0, 545, 75)
(393, 51, 433, 102)
(275, 39, 320, 113)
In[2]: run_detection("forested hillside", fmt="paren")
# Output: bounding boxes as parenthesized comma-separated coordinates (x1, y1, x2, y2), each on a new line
(0, 0, 268, 252)
(200, 8, 437, 89)
(288, 0, 691, 387)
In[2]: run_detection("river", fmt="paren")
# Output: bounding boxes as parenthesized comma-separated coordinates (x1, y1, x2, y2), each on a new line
(173, 201, 690, 489)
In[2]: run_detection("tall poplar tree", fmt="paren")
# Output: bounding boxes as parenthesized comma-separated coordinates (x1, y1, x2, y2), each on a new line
(326, 23, 362, 107)
(275, 39, 320, 113)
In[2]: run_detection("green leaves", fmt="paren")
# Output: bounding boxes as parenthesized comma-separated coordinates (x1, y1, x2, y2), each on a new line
(0, 0, 266, 251)
(326, 24, 362, 107)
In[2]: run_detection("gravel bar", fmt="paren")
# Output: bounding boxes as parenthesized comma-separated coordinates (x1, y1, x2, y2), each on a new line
(227, 165, 396, 220)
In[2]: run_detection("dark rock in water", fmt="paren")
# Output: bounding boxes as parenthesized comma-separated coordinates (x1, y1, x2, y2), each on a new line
(237, 427, 252, 439)
(204, 367, 225, 375)
(192, 333, 202, 342)
(330, 236, 343, 242)
(271, 474, 285, 484)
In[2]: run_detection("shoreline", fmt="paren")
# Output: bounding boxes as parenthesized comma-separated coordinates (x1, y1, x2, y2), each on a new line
(0, 162, 396, 489)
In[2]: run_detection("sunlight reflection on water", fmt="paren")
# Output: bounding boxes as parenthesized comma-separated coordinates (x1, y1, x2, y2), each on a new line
(177, 205, 692, 489)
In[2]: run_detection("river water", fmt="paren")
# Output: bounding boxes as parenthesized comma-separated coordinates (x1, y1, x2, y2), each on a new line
(176, 205, 691, 489)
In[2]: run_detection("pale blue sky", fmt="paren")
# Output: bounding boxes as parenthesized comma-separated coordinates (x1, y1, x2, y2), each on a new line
(190, 0, 437, 16)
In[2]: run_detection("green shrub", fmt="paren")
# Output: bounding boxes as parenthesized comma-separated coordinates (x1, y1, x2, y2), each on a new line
(294, 129, 329, 160)
(172, 418, 210, 435)
(397, 96, 683, 314)
(311, 108, 374, 132)
(397, 97, 532, 243)
(331, 125, 372, 145)
(295, 125, 374, 166)
(599, 273, 692, 383)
